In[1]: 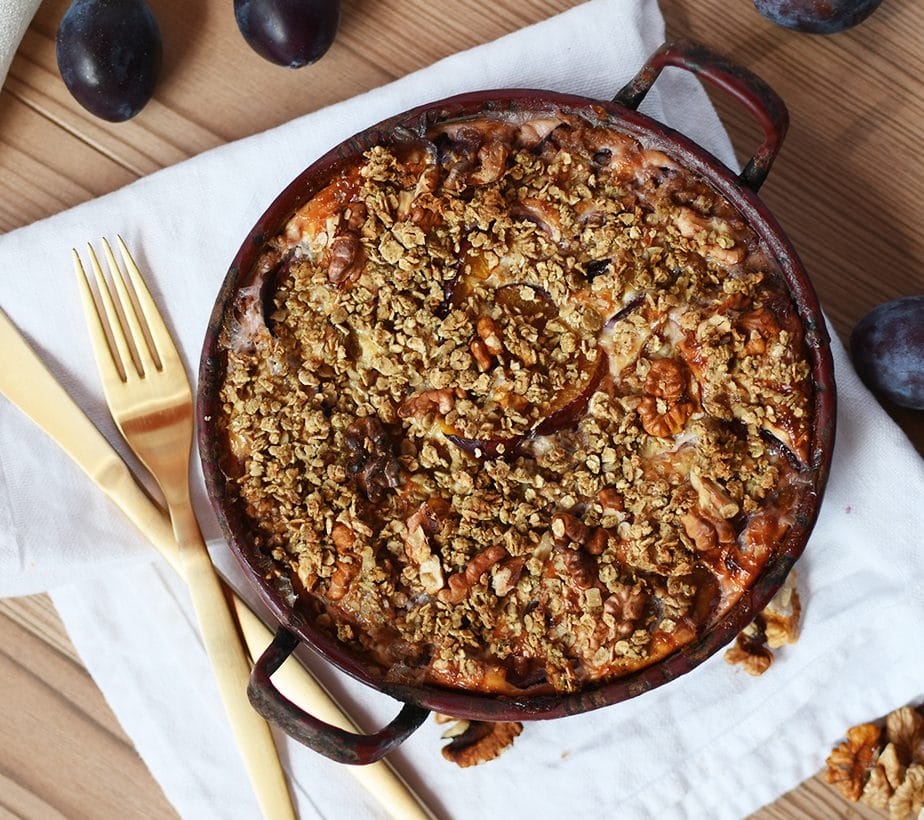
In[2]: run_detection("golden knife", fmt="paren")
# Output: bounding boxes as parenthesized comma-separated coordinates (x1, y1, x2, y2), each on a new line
(0, 306, 434, 820)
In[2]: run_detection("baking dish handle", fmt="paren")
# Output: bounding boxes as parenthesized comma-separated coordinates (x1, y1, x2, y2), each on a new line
(248, 627, 431, 764)
(613, 39, 789, 193)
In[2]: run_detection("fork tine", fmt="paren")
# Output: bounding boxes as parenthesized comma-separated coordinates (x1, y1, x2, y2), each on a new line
(73, 247, 130, 384)
(86, 243, 142, 378)
(116, 236, 177, 370)
(102, 238, 160, 376)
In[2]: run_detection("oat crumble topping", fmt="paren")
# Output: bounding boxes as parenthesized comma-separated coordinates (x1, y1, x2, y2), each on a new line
(216, 109, 814, 695)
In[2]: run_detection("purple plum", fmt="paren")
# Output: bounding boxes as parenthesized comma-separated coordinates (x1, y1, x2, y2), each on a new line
(850, 296, 924, 410)
(752, 0, 883, 34)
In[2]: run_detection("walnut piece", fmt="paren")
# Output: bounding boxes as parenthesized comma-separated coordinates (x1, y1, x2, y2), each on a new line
(825, 723, 884, 802)
(604, 587, 647, 638)
(597, 487, 624, 512)
(638, 395, 694, 438)
(763, 571, 801, 648)
(397, 388, 456, 419)
(584, 528, 609, 556)
(878, 743, 908, 791)
(404, 499, 451, 595)
(440, 720, 523, 767)
(328, 523, 358, 601)
(327, 232, 362, 286)
(682, 510, 733, 553)
(886, 707, 924, 767)
(889, 763, 924, 820)
(470, 338, 495, 371)
(689, 469, 739, 519)
(477, 315, 504, 355)
(328, 556, 358, 601)
(491, 556, 525, 597)
(673, 206, 746, 266)
(439, 545, 507, 604)
(551, 512, 589, 546)
(725, 570, 801, 675)
(724, 625, 773, 676)
(862, 743, 910, 809)
(644, 357, 688, 401)
(830, 704, 924, 812)
(555, 543, 597, 590)
(862, 761, 894, 809)
(738, 308, 780, 356)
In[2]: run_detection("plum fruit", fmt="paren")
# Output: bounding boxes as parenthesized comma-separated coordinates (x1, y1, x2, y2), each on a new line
(234, 0, 341, 68)
(752, 0, 883, 33)
(56, 0, 162, 122)
(850, 296, 924, 410)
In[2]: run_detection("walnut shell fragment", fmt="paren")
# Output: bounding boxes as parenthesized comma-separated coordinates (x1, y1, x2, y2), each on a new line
(440, 719, 523, 767)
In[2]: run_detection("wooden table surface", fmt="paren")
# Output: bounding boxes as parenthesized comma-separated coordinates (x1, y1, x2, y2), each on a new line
(1, 0, 921, 817)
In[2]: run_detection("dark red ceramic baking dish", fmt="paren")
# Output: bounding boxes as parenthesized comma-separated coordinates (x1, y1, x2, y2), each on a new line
(197, 39, 836, 765)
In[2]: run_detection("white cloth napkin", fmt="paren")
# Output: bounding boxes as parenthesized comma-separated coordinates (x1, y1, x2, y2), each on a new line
(1, 1, 923, 817)
(0, 0, 42, 90)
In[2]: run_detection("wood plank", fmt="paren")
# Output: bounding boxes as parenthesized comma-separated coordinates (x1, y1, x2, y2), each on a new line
(337, 0, 575, 78)
(0, 770, 69, 820)
(0, 92, 134, 232)
(0, 603, 177, 819)
(0, 595, 78, 663)
(757, 773, 884, 819)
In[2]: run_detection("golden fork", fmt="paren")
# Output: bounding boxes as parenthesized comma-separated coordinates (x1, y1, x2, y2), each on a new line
(73, 238, 296, 820)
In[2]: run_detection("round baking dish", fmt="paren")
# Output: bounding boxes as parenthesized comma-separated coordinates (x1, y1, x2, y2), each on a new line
(198, 39, 836, 764)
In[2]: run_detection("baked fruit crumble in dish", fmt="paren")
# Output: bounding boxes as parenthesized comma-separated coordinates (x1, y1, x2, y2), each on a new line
(214, 109, 816, 697)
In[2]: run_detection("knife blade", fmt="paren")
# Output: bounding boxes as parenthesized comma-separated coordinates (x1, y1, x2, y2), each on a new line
(0, 307, 179, 559)
(0, 306, 433, 820)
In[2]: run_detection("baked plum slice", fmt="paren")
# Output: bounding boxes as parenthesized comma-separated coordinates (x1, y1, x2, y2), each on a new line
(447, 346, 608, 460)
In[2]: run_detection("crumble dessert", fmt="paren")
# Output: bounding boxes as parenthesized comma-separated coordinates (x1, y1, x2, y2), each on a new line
(216, 109, 815, 696)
